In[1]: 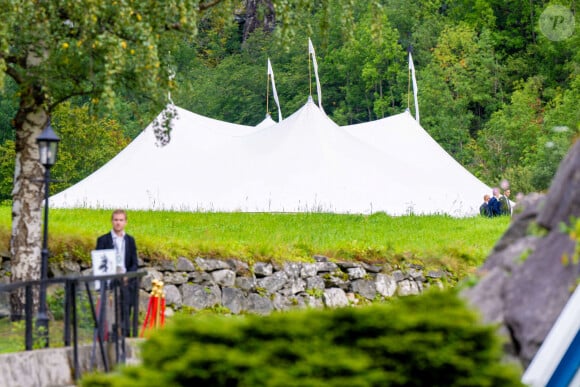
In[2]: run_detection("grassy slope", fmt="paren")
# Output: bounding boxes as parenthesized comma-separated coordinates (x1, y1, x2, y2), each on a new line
(0, 207, 510, 279)
(0, 208, 511, 353)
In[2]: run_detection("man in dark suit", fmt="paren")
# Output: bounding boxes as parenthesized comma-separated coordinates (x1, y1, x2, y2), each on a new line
(499, 189, 512, 216)
(487, 188, 502, 217)
(96, 209, 138, 337)
(479, 194, 491, 217)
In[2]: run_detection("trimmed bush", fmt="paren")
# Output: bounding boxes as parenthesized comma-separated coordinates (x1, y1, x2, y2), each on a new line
(81, 290, 523, 386)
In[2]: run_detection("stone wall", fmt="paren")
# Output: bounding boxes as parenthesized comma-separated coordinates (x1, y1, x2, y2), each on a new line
(0, 254, 447, 319)
(137, 255, 446, 315)
(0, 339, 142, 387)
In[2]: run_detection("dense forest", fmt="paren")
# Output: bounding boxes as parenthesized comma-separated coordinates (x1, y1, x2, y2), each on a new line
(0, 0, 578, 202)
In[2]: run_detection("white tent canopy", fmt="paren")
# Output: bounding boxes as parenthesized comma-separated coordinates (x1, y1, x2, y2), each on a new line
(342, 109, 491, 215)
(51, 100, 489, 216)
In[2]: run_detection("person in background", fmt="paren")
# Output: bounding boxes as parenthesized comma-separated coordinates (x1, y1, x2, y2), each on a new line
(488, 188, 501, 217)
(479, 194, 491, 217)
(499, 189, 512, 216)
(96, 209, 139, 336)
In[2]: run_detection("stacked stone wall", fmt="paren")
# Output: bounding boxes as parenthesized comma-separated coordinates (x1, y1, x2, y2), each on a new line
(0, 254, 447, 318)
(138, 255, 446, 315)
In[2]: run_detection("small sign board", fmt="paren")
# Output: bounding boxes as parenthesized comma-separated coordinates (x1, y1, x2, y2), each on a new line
(91, 249, 116, 290)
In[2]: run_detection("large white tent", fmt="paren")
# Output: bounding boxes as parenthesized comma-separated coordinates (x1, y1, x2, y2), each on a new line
(51, 98, 490, 216)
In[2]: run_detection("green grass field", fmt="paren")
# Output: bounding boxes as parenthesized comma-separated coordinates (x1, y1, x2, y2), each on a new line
(0, 206, 511, 278)
(0, 207, 512, 354)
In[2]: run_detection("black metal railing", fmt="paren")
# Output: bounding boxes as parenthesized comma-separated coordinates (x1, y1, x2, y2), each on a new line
(0, 271, 145, 381)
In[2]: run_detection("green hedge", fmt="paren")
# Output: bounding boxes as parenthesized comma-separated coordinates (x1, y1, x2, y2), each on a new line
(81, 290, 523, 386)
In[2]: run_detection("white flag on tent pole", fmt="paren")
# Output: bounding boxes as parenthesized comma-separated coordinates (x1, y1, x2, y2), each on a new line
(308, 38, 323, 110)
(409, 52, 420, 124)
(267, 58, 283, 122)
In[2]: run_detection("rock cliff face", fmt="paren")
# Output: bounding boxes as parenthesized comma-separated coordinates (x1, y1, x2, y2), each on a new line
(463, 140, 580, 367)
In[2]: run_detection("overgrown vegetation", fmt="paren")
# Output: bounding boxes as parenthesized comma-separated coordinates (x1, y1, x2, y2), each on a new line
(0, 206, 510, 279)
(0, 284, 97, 354)
(80, 289, 523, 386)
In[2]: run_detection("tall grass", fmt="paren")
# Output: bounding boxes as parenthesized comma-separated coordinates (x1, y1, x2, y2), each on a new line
(0, 206, 510, 277)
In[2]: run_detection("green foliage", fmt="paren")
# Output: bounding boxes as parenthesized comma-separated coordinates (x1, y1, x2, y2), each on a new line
(545, 74, 580, 135)
(559, 216, 580, 266)
(46, 288, 67, 321)
(80, 290, 523, 386)
(0, 102, 130, 200)
(33, 326, 48, 350)
(324, 2, 403, 124)
(50, 103, 130, 194)
(255, 286, 268, 297)
(45, 287, 95, 331)
(517, 248, 533, 264)
(422, 24, 502, 165)
(474, 77, 545, 187)
(0, 139, 15, 201)
(446, 0, 496, 30)
(0, 319, 26, 354)
(528, 129, 572, 191)
(0, 0, 206, 112)
(526, 221, 548, 238)
(179, 51, 270, 125)
(0, 77, 17, 143)
(305, 287, 324, 298)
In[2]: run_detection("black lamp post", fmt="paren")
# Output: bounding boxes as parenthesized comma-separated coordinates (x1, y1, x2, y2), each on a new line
(36, 120, 60, 348)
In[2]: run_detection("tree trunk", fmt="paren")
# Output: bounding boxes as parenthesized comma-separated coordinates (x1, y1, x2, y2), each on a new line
(9, 88, 48, 319)
(243, 0, 275, 42)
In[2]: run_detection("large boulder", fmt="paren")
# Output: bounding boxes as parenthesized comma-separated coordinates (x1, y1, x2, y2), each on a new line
(463, 140, 580, 367)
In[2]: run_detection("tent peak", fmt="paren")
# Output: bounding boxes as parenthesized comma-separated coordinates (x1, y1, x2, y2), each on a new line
(306, 95, 321, 109)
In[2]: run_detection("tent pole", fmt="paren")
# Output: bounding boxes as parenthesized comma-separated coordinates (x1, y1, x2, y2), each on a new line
(308, 47, 312, 97)
(266, 73, 270, 116)
(407, 56, 411, 110)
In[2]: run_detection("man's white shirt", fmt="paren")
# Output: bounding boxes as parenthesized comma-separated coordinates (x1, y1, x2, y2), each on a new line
(111, 231, 126, 273)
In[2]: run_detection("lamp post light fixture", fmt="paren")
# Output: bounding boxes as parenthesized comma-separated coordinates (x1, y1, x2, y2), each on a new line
(36, 120, 60, 348)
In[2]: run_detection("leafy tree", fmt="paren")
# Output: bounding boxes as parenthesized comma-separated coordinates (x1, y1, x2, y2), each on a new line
(527, 74, 580, 191)
(543, 69, 580, 136)
(432, 24, 502, 134)
(0, 0, 234, 314)
(176, 45, 270, 125)
(478, 0, 541, 55)
(419, 24, 503, 166)
(528, 129, 572, 191)
(419, 63, 475, 164)
(474, 77, 545, 188)
(0, 103, 129, 202)
(50, 103, 130, 194)
(445, 0, 496, 30)
(323, 2, 403, 124)
(189, 7, 244, 67)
